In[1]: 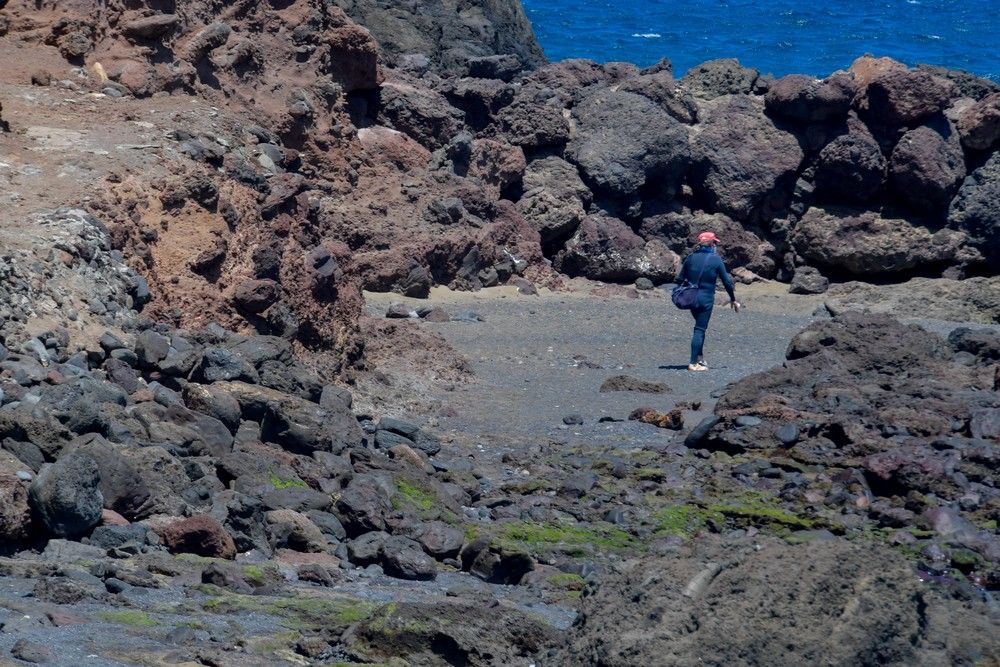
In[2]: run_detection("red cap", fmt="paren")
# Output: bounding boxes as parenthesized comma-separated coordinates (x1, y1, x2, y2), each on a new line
(697, 231, 719, 244)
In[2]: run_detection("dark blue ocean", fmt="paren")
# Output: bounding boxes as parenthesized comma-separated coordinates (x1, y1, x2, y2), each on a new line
(521, 0, 999, 81)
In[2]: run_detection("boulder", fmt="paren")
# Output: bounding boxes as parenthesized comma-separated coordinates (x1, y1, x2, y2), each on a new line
(376, 80, 464, 150)
(494, 84, 571, 147)
(814, 114, 887, 203)
(28, 450, 103, 538)
(155, 515, 236, 559)
(789, 266, 830, 295)
(128, 401, 234, 457)
(213, 381, 362, 455)
(232, 279, 280, 314)
(410, 520, 464, 559)
(122, 14, 179, 40)
(446, 77, 516, 130)
(690, 96, 804, 222)
(555, 215, 681, 283)
(618, 71, 699, 124)
(120, 446, 191, 517)
(265, 509, 327, 553)
(765, 72, 856, 122)
(851, 57, 959, 127)
(68, 434, 150, 519)
(948, 152, 1000, 270)
(552, 536, 1000, 666)
(792, 206, 968, 276)
(135, 329, 171, 370)
(182, 382, 242, 433)
(380, 536, 437, 581)
(335, 473, 393, 536)
(193, 347, 258, 384)
(888, 119, 966, 212)
(565, 89, 689, 199)
(956, 92, 1000, 151)
(915, 64, 1000, 101)
(466, 54, 523, 82)
(467, 138, 525, 197)
(0, 463, 31, 542)
(525, 59, 613, 101)
(681, 58, 759, 99)
(517, 156, 591, 243)
(347, 531, 390, 566)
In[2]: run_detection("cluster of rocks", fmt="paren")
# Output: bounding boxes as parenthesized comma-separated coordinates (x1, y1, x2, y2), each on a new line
(0, 301, 534, 587)
(0, 208, 149, 347)
(690, 313, 1000, 582)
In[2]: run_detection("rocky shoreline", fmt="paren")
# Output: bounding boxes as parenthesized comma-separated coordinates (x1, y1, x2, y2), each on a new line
(0, 0, 998, 664)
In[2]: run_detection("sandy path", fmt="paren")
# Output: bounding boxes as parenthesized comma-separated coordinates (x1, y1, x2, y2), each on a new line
(366, 283, 828, 454)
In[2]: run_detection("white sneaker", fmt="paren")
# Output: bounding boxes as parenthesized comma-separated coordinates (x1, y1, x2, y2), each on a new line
(688, 363, 708, 372)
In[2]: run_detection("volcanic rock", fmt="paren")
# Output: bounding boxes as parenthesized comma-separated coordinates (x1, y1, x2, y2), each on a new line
(690, 96, 804, 222)
(493, 84, 571, 147)
(0, 463, 31, 542)
(681, 58, 760, 99)
(788, 266, 830, 295)
(600, 375, 671, 394)
(813, 114, 887, 203)
(555, 215, 681, 283)
(380, 536, 437, 581)
(552, 537, 1000, 666)
(888, 118, 966, 212)
(68, 434, 150, 520)
(765, 72, 856, 122)
(28, 450, 103, 539)
(517, 156, 591, 243)
(564, 89, 689, 199)
(332, 0, 545, 74)
(956, 92, 1000, 151)
(617, 70, 699, 124)
(156, 515, 236, 559)
(377, 79, 465, 150)
(791, 206, 967, 276)
(948, 152, 1000, 270)
(851, 56, 959, 127)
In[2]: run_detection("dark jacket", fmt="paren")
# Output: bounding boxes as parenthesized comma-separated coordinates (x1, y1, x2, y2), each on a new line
(678, 250, 736, 310)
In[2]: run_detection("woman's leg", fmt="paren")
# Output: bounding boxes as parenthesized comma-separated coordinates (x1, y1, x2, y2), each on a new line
(690, 307, 714, 364)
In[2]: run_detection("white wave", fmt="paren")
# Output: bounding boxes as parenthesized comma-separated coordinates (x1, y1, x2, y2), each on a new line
(632, 33, 662, 38)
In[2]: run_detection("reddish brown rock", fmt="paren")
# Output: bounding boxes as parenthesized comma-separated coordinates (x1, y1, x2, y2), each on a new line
(957, 92, 1000, 151)
(851, 56, 959, 126)
(232, 279, 281, 314)
(0, 466, 31, 542)
(100, 509, 130, 527)
(889, 119, 966, 212)
(765, 72, 856, 122)
(155, 515, 237, 559)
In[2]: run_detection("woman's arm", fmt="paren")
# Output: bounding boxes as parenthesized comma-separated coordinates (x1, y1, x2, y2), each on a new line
(716, 257, 736, 301)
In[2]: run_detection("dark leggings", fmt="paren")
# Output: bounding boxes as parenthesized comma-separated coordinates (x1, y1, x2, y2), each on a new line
(690, 306, 713, 364)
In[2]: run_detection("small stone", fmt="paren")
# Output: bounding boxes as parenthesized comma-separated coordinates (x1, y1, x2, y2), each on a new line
(735, 416, 762, 427)
(563, 414, 584, 425)
(776, 424, 800, 445)
(789, 266, 830, 295)
(11, 639, 54, 664)
(104, 577, 129, 594)
(386, 303, 416, 319)
(635, 277, 654, 290)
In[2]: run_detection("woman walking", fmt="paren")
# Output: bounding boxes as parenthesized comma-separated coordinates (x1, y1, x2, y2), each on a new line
(676, 232, 740, 371)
